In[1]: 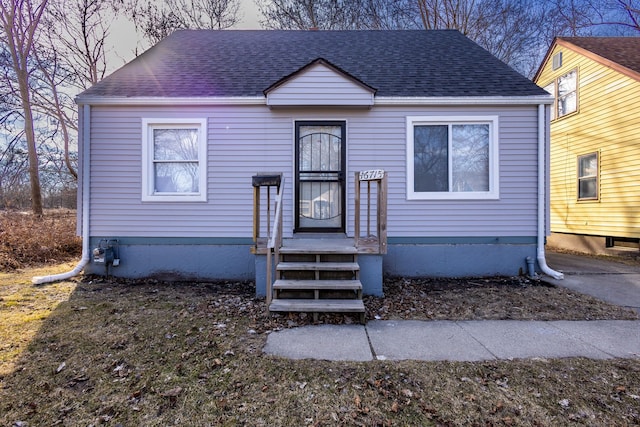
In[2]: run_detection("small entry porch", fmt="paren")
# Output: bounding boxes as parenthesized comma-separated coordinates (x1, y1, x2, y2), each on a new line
(252, 171, 387, 322)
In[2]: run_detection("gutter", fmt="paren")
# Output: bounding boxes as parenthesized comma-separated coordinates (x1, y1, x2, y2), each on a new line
(536, 103, 564, 280)
(75, 95, 554, 107)
(33, 104, 91, 284)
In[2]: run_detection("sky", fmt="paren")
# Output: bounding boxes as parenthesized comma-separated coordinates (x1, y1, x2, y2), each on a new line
(237, 0, 262, 29)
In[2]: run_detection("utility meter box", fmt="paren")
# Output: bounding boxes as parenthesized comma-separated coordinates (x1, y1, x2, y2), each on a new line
(93, 239, 119, 266)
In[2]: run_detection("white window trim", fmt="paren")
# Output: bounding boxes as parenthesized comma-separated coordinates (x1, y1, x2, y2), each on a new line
(577, 151, 599, 201)
(557, 68, 578, 118)
(406, 115, 500, 200)
(141, 118, 207, 202)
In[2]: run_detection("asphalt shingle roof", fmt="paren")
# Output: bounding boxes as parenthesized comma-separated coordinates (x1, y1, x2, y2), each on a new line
(558, 37, 640, 76)
(79, 30, 547, 99)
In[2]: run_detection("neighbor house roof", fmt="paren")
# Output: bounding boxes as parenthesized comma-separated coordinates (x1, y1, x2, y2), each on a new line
(78, 30, 547, 100)
(535, 37, 640, 82)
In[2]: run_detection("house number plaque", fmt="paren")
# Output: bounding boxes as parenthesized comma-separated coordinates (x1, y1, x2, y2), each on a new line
(359, 169, 385, 181)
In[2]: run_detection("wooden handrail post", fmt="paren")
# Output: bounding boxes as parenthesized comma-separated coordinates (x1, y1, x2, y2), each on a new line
(379, 172, 388, 254)
(266, 176, 284, 311)
(252, 185, 259, 245)
(252, 173, 284, 310)
(354, 170, 387, 254)
(354, 171, 361, 247)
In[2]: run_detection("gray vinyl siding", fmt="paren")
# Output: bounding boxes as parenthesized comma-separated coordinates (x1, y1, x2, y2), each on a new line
(266, 63, 374, 107)
(87, 104, 539, 238)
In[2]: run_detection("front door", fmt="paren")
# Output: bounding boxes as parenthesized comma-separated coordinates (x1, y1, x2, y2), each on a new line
(295, 121, 346, 232)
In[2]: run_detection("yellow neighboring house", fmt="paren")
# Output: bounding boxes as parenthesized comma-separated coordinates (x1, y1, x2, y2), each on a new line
(534, 37, 640, 255)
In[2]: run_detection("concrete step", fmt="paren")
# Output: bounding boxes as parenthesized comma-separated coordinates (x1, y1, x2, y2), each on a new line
(269, 298, 365, 313)
(273, 279, 362, 291)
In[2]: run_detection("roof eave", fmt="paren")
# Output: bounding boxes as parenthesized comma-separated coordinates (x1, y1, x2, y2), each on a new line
(75, 96, 268, 106)
(75, 95, 553, 106)
(374, 95, 554, 105)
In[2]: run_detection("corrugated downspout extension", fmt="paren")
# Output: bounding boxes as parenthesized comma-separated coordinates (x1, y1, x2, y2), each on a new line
(33, 104, 91, 285)
(537, 104, 564, 280)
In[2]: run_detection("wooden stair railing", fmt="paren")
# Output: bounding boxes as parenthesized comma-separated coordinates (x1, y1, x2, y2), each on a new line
(265, 177, 284, 308)
(354, 170, 388, 254)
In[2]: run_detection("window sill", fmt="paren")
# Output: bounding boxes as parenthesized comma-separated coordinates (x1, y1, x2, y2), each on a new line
(408, 192, 500, 201)
(142, 194, 207, 202)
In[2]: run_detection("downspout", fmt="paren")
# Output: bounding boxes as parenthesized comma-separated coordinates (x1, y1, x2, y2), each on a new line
(33, 103, 91, 284)
(537, 103, 564, 280)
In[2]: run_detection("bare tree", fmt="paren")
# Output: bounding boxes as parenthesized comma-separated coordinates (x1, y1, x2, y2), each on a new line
(570, 0, 639, 34)
(257, 0, 364, 29)
(134, 0, 242, 44)
(618, 0, 640, 31)
(29, 0, 114, 181)
(0, 0, 49, 215)
(45, 0, 111, 89)
(176, 0, 242, 29)
(359, 0, 419, 29)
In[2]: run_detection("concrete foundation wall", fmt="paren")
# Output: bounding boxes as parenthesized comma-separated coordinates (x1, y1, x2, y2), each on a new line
(547, 232, 640, 257)
(84, 242, 255, 282)
(384, 244, 538, 278)
(547, 233, 608, 255)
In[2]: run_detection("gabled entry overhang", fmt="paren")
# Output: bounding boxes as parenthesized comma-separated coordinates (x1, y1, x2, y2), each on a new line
(264, 58, 376, 108)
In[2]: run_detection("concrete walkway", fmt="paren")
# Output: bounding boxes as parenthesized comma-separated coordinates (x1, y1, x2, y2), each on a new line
(264, 251, 640, 361)
(264, 320, 640, 361)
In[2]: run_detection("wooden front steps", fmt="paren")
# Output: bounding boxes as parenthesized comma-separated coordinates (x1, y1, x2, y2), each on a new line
(268, 239, 366, 323)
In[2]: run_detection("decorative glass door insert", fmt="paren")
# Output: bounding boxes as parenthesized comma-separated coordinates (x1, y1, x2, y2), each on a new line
(295, 121, 346, 232)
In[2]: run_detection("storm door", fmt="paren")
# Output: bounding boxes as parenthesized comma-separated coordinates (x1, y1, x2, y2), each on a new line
(295, 121, 346, 232)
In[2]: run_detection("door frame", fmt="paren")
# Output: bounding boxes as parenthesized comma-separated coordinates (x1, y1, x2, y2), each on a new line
(294, 120, 347, 233)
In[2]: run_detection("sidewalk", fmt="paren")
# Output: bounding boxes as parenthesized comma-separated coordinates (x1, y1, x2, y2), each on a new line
(263, 320, 640, 361)
(264, 252, 640, 362)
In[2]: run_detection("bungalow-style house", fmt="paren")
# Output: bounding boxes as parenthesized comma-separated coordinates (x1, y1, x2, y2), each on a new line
(37, 30, 562, 316)
(534, 37, 640, 255)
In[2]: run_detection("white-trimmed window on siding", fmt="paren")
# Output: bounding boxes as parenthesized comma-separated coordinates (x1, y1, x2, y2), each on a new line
(577, 151, 598, 201)
(142, 118, 207, 202)
(407, 116, 499, 200)
(544, 68, 578, 120)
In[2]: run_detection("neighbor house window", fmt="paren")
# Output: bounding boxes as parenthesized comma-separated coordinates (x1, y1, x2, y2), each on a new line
(578, 152, 598, 200)
(557, 69, 577, 117)
(407, 116, 499, 200)
(142, 118, 207, 202)
(545, 68, 578, 120)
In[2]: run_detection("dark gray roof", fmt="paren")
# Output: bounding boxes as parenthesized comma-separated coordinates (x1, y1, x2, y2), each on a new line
(79, 30, 547, 99)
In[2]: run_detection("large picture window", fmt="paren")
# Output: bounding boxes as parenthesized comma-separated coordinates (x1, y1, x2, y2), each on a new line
(577, 152, 598, 200)
(142, 118, 207, 202)
(407, 116, 499, 200)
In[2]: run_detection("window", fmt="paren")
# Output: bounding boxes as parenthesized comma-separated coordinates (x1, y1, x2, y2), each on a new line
(552, 52, 562, 70)
(142, 118, 207, 202)
(577, 152, 598, 200)
(544, 68, 578, 120)
(407, 116, 499, 200)
(557, 69, 577, 117)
